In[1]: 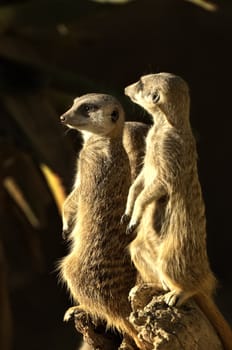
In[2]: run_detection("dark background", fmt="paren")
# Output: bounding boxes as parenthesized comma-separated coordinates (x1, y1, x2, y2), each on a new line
(0, 0, 231, 349)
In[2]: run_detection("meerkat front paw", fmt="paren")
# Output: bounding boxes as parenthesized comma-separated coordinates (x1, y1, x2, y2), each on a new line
(120, 213, 131, 225)
(62, 219, 71, 239)
(126, 220, 139, 235)
(62, 228, 71, 240)
(120, 213, 138, 234)
(63, 305, 84, 322)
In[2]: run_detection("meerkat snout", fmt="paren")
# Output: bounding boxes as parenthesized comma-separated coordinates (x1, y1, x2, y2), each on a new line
(124, 82, 142, 105)
(124, 86, 130, 96)
(60, 115, 67, 123)
(124, 85, 135, 98)
(60, 110, 75, 126)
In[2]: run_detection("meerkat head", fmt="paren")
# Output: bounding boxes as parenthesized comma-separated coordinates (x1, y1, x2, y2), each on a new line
(60, 93, 124, 137)
(125, 73, 190, 128)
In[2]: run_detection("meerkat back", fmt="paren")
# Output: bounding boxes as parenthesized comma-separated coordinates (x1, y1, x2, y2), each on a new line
(123, 121, 149, 181)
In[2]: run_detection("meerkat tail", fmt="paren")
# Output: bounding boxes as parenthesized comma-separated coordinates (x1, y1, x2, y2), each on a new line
(194, 294, 232, 350)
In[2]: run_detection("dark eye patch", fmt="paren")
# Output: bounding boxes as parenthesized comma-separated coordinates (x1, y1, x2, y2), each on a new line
(111, 109, 119, 123)
(80, 103, 99, 116)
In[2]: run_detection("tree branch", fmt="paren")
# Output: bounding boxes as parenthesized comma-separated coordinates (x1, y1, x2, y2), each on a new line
(73, 283, 223, 349)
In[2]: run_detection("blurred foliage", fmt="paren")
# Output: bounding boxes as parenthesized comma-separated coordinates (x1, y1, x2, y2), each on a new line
(0, 0, 138, 256)
(185, 0, 217, 11)
(0, 2, 106, 350)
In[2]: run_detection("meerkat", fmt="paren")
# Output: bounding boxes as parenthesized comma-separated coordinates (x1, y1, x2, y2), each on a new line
(123, 122, 149, 182)
(62, 121, 149, 238)
(122, 73, 232, 349)
(59, 93, 148, 350)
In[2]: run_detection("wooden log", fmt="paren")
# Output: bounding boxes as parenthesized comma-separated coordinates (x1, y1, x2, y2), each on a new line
(128, 284, 223, 350)
(73, 283, 223, 349)
(74, 311, 122, 350)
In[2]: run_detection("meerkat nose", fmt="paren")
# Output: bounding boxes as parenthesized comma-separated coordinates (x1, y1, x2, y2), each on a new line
(60, 115, 67, 123)
(124, 86, 129, 95)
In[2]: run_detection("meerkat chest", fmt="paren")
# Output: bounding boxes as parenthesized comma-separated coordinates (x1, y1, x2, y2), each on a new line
(143, 129, 161, 184)
(78, 157, 110, 195)
(143, 160, 158, 184)
(77, 142, 130, 205)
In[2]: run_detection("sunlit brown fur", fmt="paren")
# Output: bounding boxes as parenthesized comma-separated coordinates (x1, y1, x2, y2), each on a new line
(62, 121, 149, 236)
(123, 121, 149, 182)
(59, 94, 147, 349)
(124, 73, 232, 349)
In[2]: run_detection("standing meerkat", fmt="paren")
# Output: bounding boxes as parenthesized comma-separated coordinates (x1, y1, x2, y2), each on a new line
(122, 73, 232, 349)
(59, 93, 147, 350)
(62, 121, 149, 238)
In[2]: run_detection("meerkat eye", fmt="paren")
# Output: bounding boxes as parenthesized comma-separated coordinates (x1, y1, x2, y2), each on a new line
(152, 93, 160, 103)
(84, 104, 91, 112)
(111, 110, 119, 123)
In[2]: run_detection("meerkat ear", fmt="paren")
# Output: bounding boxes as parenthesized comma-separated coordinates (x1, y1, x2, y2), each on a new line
(111, 109, 119, 123)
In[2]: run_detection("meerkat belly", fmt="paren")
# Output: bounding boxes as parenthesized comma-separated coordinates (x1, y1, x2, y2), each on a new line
(143, 160, 158, 183)
(156, 194, 216, 294)
(63, 213, 135, 316)
(130, 149, 165, 283)
(130, 201, 161, 284)
(61, 143, 135, 321)
(129, 157, 164, 283)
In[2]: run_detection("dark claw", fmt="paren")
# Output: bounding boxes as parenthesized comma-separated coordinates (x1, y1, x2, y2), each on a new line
(126, 223, 138, 235)
(120, 213, 131, 225)
(62, 229, 69, 240)
(62, 225, 74, 239)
